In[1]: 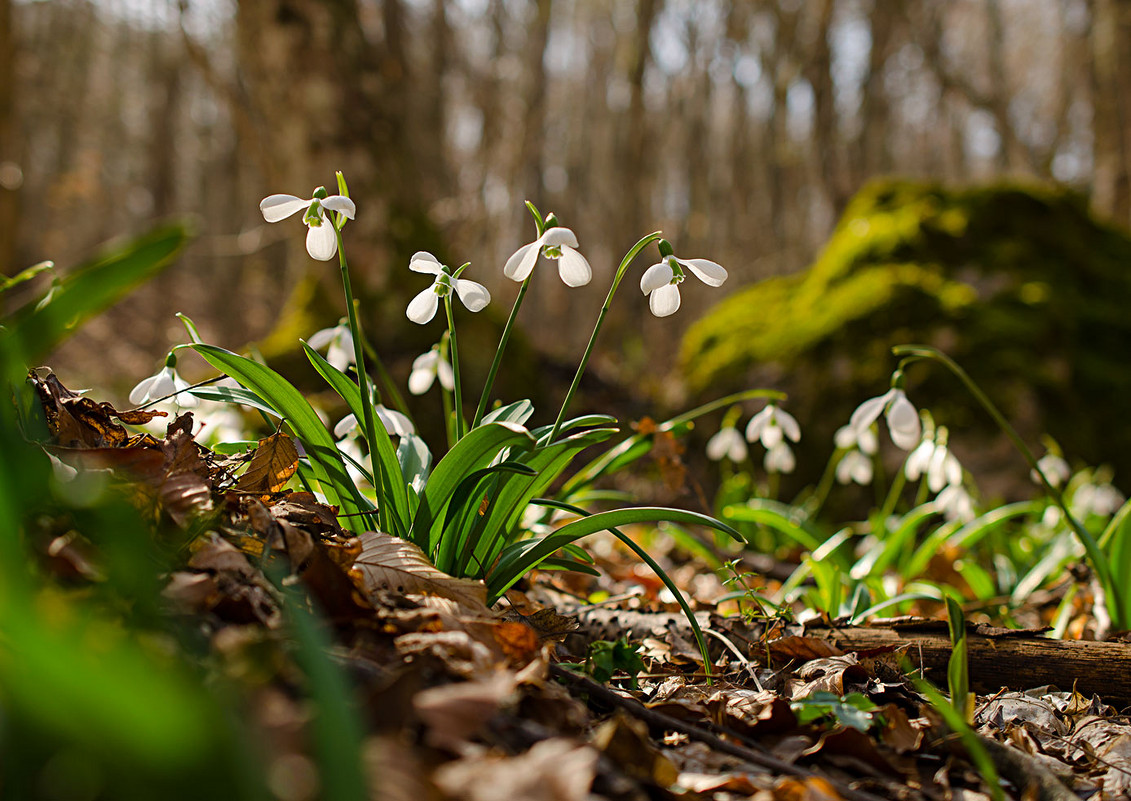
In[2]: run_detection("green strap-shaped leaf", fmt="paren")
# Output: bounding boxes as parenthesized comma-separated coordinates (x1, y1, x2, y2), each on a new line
(433, 461, 537, 574)
(410, 422, 536, 553)
(480, 399, 535, 427)
(192, 344, 373, 531)
(722, 498, 824, 552)
(303, 342, 409, 537)
(188, 385, 279, 418)
(486, 505, 741, 601)
(8, 224, 191, 364)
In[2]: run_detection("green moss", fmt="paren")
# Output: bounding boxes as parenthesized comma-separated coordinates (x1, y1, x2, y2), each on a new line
(681, 179, 1131, 479)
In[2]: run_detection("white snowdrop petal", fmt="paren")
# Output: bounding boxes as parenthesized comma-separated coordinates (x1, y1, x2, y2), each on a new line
(849, 391, 893, 434)
(504, 242, 540, 282)
(437, 359, 455, 391)
(409, 251, 443, 274)
(320, 195, 356, 219)
(905, 440, 933, 481)
(678, 257, 728, 287)
(765, 442, 796, 474)
(744, 407, 773, 443)
(834, 425, 857, 450)
(259, 194, 310, 223)
(455, 279, 491, 311)
(886, 392, 919, 434)
(706, 430, 731, 461)
(307, 327, 338, 350)
(858, 427, 878, 455)
(334, 413, 358, 439)
(648, 284, 681, 317)
(835, 456, 854, 485)
(943, 452, 963, 487)
(540, 227, 579, 248)
(377, 406, 414, 436)
(408, 366, 434, 396)
(406, 287, 440, 324)
(775, 408, 801, 442)
(152, 368, 178, 399)
(850, 452, 874, 485)
(761, 423, 783, 449)
(412, 351, 438, 371)
(556, 247, 592, 287)
(306, 223, 338, 261)
(327, 339, 354, 371)
(640, 263, 673, 294)
(129, 375, 158, 405)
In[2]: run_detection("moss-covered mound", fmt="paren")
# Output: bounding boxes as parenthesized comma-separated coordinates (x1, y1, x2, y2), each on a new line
(680, 179, 1131, 480)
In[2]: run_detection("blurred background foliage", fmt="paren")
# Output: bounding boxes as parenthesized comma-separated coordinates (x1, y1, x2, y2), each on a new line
(2, 0, 1131, 478)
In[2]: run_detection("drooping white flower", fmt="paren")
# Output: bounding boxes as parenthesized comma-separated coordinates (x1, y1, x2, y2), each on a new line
(936, 483, 976, 522)
(307, 321, 355, 371)
(764, 441, 796, 474)
(905, 428, 963, 493)
(744, 404, 801, 449)
(706, 426, 748, 463)
(639, 252, 728, 318)
(333, 406, 415, 440)
(1031, 453, 1071, 488)
(834, 424, 878, 456)
(408, 347, 455, 395)
(849, 387, 920, 450)
(259, 190, 356, 261)
(504, 224, 592, 287)
(836, 449, 873, 485)
(406, 251, 491, 324)
(129, 363, 198, 409)
(1071, 481, 1125, 518)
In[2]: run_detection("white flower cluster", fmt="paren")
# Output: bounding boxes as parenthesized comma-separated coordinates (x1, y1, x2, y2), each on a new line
(707, 403, 801, 474)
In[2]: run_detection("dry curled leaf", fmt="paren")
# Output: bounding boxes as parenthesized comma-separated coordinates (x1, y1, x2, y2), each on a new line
(234, 432, 299, 494)
(353, 531, 489, 611)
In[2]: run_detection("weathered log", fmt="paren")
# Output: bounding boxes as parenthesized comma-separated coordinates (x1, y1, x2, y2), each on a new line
(567, 606, 1131, 706)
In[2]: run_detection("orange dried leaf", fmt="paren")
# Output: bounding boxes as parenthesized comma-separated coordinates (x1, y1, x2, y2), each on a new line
(234, 432, 299, 494)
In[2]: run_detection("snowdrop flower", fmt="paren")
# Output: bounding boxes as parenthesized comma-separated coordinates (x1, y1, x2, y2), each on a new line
(764, 441, 796, 474)
(849, 384, 920, 450)
(745, 404, 801, 450)
(834, 424, 877, 485)
(333, 406, 415, 440)
(937, 483, 976, 522)
(1072, 481, 1124, 518)
(1031, 453, 1071, 488)
(905, 427, 962, 493)
(836, 450, 873, 485)
(259, 187, 356, 261)
(129, 358, 198, 409)
(504, 218, 592, 287)
(406, 252, 490, 324)
(706, 425, 748, 463)
(408, 347, 455, 395)
(194, 406, 247, 446)
(639, 241, 728, 318)
(307, 321, 355, 371)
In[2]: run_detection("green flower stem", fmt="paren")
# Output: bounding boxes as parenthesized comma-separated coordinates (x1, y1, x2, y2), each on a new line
(803, 449, 842, 519)
(879, 460, 908, 522)
(336, 229, 387, 533)
(439, 332, 456, 449)
(444, 293, 465, 440)
(547, 232, 662, 444)
(361, 336, 412, 422)
(472, 275, 532, 428)
(892, 344, 1122, 625)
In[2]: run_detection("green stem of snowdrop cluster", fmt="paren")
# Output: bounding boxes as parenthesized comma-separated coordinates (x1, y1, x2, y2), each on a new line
(336, 229, 386, 532)
(444, 293, 465, 440)
(472, 275, 532, 429)
(892, 344, 1123, 625)
(546, 231, 663, 444)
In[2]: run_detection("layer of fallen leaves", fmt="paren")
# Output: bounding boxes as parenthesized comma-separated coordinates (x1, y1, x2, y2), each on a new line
(25, 372, 1131, 801)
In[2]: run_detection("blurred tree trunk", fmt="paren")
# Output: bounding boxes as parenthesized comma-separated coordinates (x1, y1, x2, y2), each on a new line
(233, 0, 445, 291)
(1091, 0, 1131, 227)
(0, 0, 16, 276)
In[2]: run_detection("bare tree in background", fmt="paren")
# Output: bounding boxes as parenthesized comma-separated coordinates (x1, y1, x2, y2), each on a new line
(4, 0, 1128, 398)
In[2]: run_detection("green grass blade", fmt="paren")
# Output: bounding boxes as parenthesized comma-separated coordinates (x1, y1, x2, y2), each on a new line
(486, 505, 741, 601)
(8, 223, 191, 363)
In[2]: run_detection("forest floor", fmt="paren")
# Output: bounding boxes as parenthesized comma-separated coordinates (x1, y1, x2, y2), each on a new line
(28, 372, 1131, 801)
